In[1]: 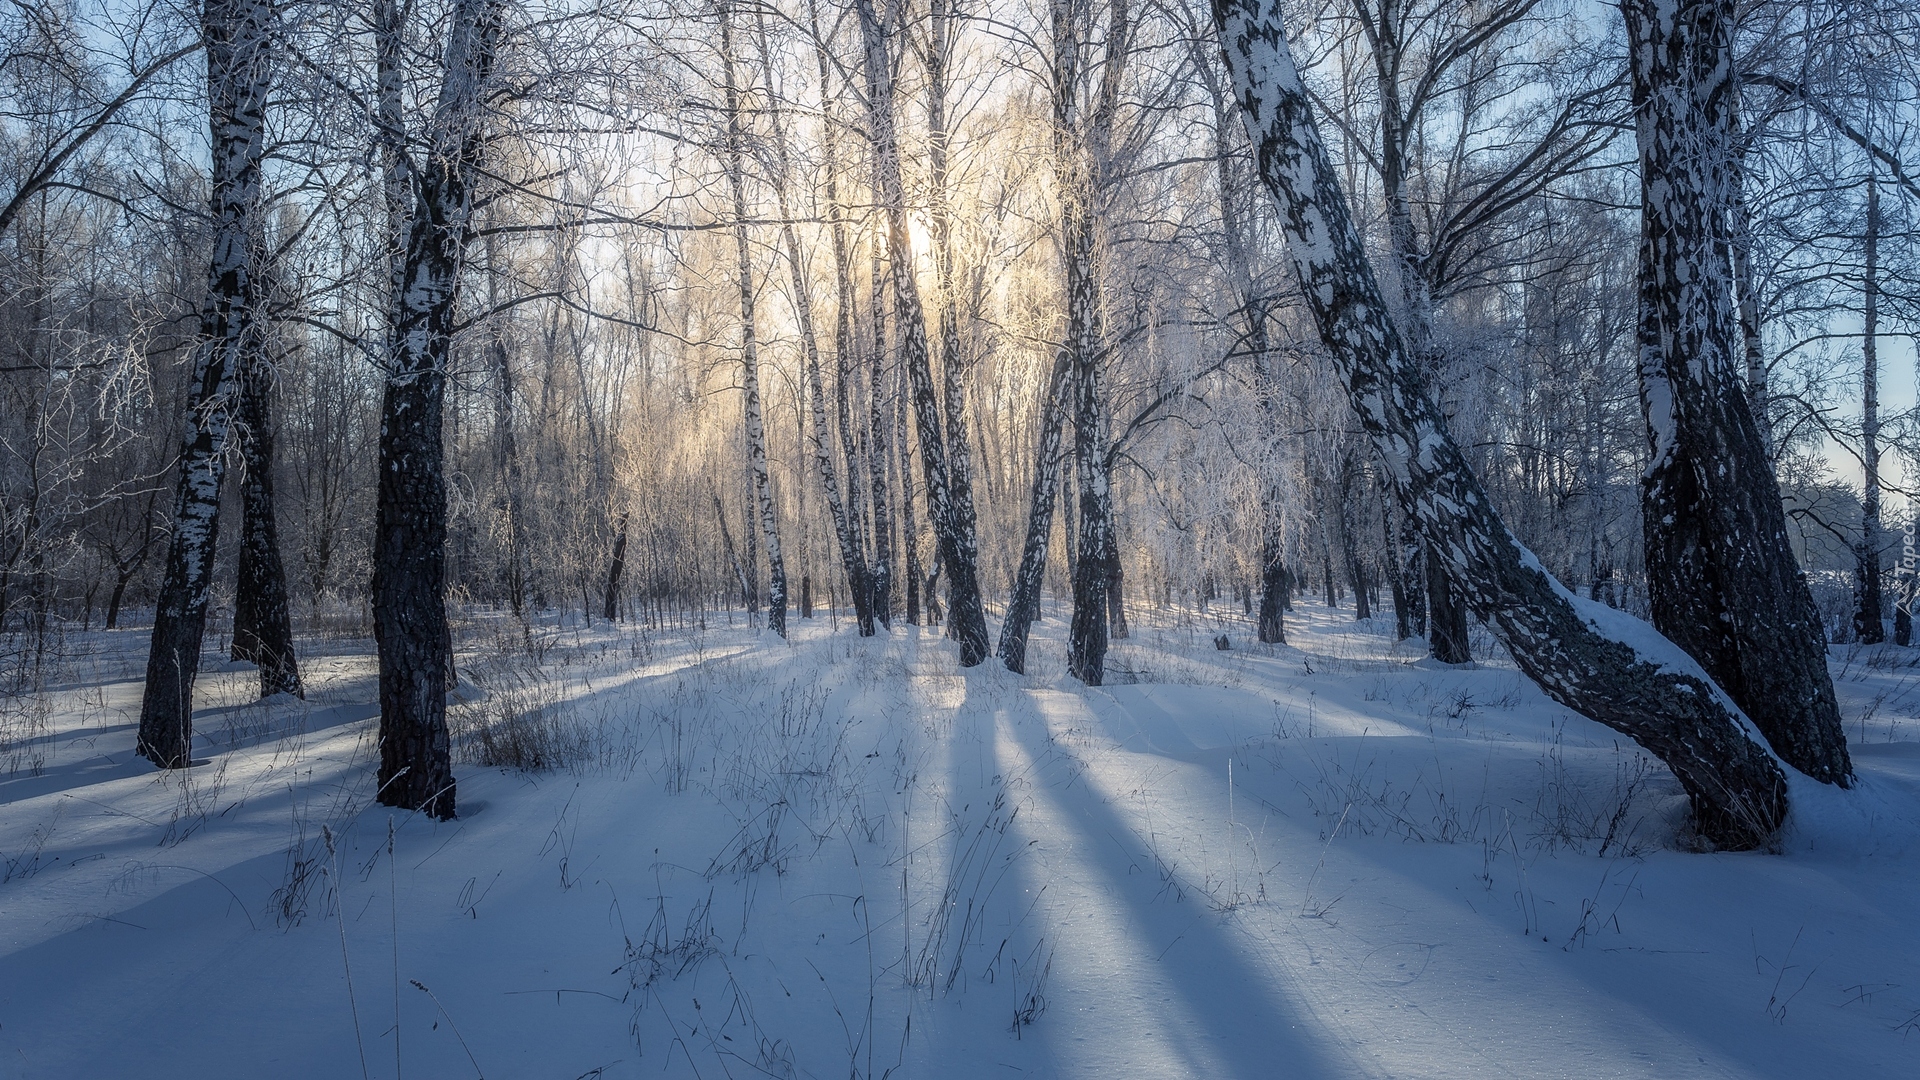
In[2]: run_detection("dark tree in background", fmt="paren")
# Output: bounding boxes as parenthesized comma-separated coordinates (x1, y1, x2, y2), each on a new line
(229, 326, 304, 699)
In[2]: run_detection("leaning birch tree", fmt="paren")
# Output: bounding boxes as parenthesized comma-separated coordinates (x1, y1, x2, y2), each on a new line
(1213, 0, 1796, 847)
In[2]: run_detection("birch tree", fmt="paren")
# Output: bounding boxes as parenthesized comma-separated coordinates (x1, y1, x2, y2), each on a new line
(854, 0, 990, 665)
(370, 0, 506, 818)
(137, 0, 275, 768)
(1214, 0, 1796, 847)
(755, 6, 870, 637)
(719, 0, 786, 637)
(1622, 0, 1850, 786)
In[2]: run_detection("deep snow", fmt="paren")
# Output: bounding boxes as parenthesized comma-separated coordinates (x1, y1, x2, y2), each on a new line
(3, 605, 1919, 1078)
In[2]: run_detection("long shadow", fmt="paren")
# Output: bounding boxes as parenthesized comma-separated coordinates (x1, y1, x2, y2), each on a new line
(1060, 672, 1915, 1080)
(0, 845, 361, 1078)
(968, 675, 1369, 1080)
(1, 690, 383, 808)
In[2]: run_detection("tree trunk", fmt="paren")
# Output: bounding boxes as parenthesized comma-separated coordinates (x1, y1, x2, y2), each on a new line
(997, 351, 1073, 672)
(1216, 0, 1792, 847)
(230, 335, 303, 698)
(802, 0, 876, 635)
(855, 0, 990, 664)
(1367, 1, 1470, 665)
(1853, 173, 1883, 644)
(1338, 459, 1370, 621)
(370, 0, 505, 821)
(1623, 0, 1850, 784)
(1068, 348, 1113, 683)
(1054, 0, 1130, 686)
(1384, 500, 1414, 640)
(482, 232, 529, 620)
(1197, 40, 1286, 646)
(720, 4, 785, 638)
(897, 366, 921, 625)
(1106, 536, 1129, 639)
(926, 0, 983, 645)
(757, 7, 869, 637)
(603, 512, 628, 621)
(1426, 546, 1470, 662)
(866, 243, 894, 629)
(138, 0, 274, 768)
(1727, 90, 1772, 460)
(714, 492, 752, 608)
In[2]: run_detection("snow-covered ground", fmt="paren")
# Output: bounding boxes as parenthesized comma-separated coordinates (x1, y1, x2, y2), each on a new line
(3, 605, 1919, 1078)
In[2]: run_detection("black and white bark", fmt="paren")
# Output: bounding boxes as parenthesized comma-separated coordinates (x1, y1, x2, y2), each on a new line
(1216, 0, 1792, 847)
(923, 0, 982, 644)
(866, 239, 894, 629)
(138, 0, 275, 768)
(854, 0, 990, 665)
(371, 0, 505, 820)
(1054, 0, 1130, 686)
(997, 350, 1072, 672)
(719, 2, 785, 638)
(1623, 0, 1850, 785)
(803, 0, 876, 635)
(1853, 172, 1883, 644)
(757, 8, 869, 637)
(230, 334, 303, 698)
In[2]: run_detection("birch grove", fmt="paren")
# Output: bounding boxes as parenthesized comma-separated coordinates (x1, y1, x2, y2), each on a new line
(0, 0, 1912, 844)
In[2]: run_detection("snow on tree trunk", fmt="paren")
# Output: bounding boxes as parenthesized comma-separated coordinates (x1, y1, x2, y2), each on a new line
(1215, 0, 1791, 847)
(1055, 0, 1129, 686)
(855, 0, 990, 665)
(138, 0, 275, 768)
(230, 321, 303, 699)
(1623, 0, 1851, 785)
(371, 0, 505, 821)
(720, 4, 785, 638)
(925, 0, 981, 645)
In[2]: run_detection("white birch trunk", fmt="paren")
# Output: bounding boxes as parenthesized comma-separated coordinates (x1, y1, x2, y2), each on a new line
(1215, 0, 1790, 847)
